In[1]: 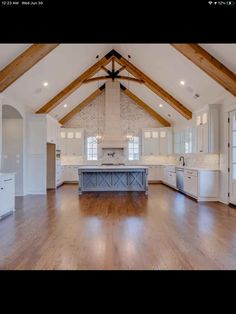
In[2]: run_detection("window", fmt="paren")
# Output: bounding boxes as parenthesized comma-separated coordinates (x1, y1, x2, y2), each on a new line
(87, 136, 98, 160)
(128, 136, 140, 161)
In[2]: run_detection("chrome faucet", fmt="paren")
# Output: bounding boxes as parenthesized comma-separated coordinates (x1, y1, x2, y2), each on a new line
(179, 156, 185, 167)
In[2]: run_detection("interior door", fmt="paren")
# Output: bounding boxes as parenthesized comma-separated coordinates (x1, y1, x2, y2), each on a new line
(229, 111, 236, 204)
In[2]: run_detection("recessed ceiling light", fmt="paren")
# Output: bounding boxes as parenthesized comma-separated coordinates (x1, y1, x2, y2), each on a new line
(159, 104, 163, 108)
(63, 104, 68, 108)
(43, 81, 48, 87)
(180, 80, 185, 86)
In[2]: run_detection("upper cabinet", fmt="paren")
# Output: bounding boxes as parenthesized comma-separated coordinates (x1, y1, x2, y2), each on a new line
(174, 104, 220, 155)
(195, 104, 220, 154)
(46, 115, 61, 149)
(60, 128, 84, 156)
(174, 127, 197, 154)
(142, 127, 173, 156)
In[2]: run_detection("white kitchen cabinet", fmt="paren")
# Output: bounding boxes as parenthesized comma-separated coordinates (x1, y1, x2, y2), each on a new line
(162, 165, 176, 188)
(142, 129, 159, 156)
(184, 170, 198, 197)
(63, 165, 79, 182)
(195, 104, 220, 154)
(182, 169, 219, 201)
(56, 164, 64, 187)
(0, 173, 15, 218)
(159, 128, 173, 155)
(174, 127, 197, 154)
(148, 165, 162, 182)
(60, 128, 84, 157)
(142, 127, 172, 156)
(47, 115, 60, 146)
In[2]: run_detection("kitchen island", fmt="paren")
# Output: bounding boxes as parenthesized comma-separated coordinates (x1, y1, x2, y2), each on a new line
(78, 166, 148, 195)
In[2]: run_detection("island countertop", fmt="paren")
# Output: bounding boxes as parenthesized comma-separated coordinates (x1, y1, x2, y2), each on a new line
(78, 165, 148, 170)
(78, 166, 149, 195)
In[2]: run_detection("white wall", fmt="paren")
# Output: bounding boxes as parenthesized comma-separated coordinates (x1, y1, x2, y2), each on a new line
(63, 90, 166, 164)
(0, 92, 34, 196)
(27, 114, 47, 194)
(2, 118, 24, 196)
(0, 98, 2, 168)
(219, 97, 236, 204)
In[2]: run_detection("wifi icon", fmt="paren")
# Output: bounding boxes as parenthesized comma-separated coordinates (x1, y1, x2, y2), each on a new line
(208, 1, 213, 3)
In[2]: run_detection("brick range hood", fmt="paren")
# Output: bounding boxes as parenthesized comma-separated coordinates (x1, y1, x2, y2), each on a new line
(100, 80, 126, 149)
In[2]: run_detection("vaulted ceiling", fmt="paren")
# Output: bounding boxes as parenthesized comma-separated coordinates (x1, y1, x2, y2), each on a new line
(1, 44, 236, 126)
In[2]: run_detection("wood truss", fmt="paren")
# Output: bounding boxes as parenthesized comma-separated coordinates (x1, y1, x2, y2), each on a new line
(36, 49, 192, 120)
(59, 84, 105, 125)
(171, 44, 236, 97)
(0, 44, 59, 92)
(59, 83, 171, 127)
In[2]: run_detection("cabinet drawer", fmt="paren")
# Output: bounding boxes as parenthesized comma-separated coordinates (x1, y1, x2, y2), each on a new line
(184, 169, 198, 177)
(184, 175, 198, 197)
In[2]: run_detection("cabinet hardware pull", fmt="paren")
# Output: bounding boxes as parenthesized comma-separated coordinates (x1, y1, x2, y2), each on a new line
(188, 177, 191, 179)
(4, 179, 12, 182)
(0, 188, 3, 190)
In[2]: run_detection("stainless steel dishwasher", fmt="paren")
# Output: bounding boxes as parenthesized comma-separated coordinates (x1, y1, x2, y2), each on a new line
(176, 167, 184, 192)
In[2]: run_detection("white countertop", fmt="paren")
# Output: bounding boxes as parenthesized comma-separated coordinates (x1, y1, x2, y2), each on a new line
(62, 164, 220, 172)
(175, 166, 219, 171)
(0, 172, 15, 176)
(78, 165, 148, 170)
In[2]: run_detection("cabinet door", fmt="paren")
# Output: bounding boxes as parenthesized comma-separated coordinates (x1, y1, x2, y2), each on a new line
(0, 177, 15, 215)
(142, 138, 152, 156)
(197, 125, 203, 153)
(155, 166, 162, 181)
(0, 183, 5, 215)
(159, 130, 167, 155)
(148, 166, 155, 181)
(202, 124, 209, 153)
(184, 175, 198, 197)
(72, 167, 79, 181)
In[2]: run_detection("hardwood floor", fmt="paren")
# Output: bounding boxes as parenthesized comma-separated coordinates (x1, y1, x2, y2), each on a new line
(1, 184, 236, 270)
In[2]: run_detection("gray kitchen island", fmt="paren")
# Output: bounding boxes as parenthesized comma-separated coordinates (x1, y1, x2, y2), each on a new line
(78, 166, 148, 195)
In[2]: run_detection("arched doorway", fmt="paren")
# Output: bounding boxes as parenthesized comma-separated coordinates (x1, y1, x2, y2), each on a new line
(2, 105, 24, 196)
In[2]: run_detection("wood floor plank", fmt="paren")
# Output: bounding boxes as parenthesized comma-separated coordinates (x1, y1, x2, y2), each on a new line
(0, 184, 236, 270)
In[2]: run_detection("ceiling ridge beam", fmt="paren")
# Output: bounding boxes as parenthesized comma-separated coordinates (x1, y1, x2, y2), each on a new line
(171, 44, 236, 97)
(120, 84, 171, 127)
(59, 84, 105, 125)
(111, 50, 192, 120)
(36, 51, 113, 113)
(0, 44, 59, 92)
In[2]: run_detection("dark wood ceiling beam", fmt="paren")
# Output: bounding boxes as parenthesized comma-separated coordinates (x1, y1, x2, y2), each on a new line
(111, 49, 192, 120)
(59, 84, 105, 125)
(36, 52, 113, 113)
(0, 44, 59, 92)
(171, 44, 236, 97)
(120, 84, 171, 127)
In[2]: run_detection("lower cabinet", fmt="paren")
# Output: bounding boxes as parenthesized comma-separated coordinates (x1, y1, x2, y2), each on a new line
(183, 170, 198, 198)
(63, 166, 79, 182)
(56, 165, 64, 187)
(162, 166, 176, 188)
(183, 169, 219, 201)
(148, 165, 162, 182)
(0, 174, 15, 219)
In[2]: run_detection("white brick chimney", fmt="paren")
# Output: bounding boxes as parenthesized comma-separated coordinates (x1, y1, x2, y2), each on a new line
(101, 80, 125, 148)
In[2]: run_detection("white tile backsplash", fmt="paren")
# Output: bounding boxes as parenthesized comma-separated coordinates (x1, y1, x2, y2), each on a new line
(174, 153, 219, 168)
